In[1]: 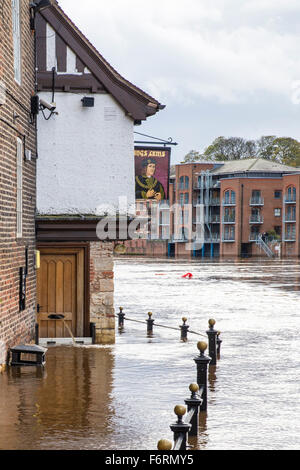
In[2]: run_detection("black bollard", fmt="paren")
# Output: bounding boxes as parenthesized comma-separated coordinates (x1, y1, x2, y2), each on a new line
(206, 319, 218, 366)
(118, 307, 125, 329)
(217, 332, 222, 358)
(90, 322, 96, 345)
(185, 384, 202, 437)
(194, 342, 211, 412)
(147, 312, 155, 336)
(35, 323, 39, 346)
(180, 317, 189, 342)
(170, 405, 191, 451)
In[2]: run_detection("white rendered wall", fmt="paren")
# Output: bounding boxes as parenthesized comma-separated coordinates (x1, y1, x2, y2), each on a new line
(37, 92, 135, 215)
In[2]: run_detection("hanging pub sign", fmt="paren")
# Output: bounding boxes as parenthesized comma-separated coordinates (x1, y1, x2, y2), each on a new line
(134, 147, 171, 201)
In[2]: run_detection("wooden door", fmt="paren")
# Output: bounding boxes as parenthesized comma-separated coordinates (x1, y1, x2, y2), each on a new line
(37, 248, 85, 338)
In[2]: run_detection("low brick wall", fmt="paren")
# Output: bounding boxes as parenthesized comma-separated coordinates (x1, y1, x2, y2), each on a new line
(89, 242, 115, 344)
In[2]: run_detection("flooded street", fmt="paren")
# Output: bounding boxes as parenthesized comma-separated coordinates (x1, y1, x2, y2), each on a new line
(0, 258, 300, 450)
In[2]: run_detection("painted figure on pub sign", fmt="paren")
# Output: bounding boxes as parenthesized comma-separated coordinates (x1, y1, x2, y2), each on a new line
(135, 147, 170, 201)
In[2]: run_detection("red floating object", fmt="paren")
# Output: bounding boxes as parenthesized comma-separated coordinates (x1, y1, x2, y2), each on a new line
(182, 273, 193, 279)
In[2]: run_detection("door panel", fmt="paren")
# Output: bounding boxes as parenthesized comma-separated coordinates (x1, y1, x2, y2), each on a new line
(37, 253, 77, 338)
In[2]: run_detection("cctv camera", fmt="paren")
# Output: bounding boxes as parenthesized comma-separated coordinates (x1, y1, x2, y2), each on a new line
(39, 98, 56, 112)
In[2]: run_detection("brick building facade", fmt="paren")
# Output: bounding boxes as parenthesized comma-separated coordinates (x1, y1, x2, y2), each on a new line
(0, 0, 37, 368)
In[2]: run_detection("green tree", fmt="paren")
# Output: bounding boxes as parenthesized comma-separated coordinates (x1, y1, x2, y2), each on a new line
(183, 135, 300, 167)
(202, 136, 256, 161)
(182, 150, 203, 163)
(272, 137, 300, 167)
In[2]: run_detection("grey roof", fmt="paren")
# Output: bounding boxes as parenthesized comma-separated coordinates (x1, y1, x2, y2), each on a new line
(210, 158, 300, 175)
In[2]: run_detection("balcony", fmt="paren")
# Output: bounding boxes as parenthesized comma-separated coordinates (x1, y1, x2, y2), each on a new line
(222, 199, 236, 206)
(223, 216, 235, 224)
(205, 235, 221, 243)
(284, 216, 296, 223)
(284, 235, 296, 242)
(210, 215, 221, 223)
(249, 216, 264, 224)
(284, 197, 297, 204)
(249, 234, 261, 242)
(222, 237, 235, 243)
(170, 236, 188, 243)
(250, 197, 264, 206)
(210, 198, 221, 206)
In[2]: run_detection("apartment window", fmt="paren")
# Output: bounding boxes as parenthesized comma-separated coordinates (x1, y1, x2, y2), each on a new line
(286, 186, 296, 202)
(286, 206, 296, 221)
(224, 225, 235, 241)
(16, 138, 23, 238)
(184, 193, 189, 204)
(179, 193, 184, 206)
(179, 177, 184, 190)
(224, 190, 236, 205)
(286, 224, 296, 240)
(274, 191, 282, 199)
(12, 0, 21, 84)
(274, 208, 281, 217)
(185, 176, 189, 190)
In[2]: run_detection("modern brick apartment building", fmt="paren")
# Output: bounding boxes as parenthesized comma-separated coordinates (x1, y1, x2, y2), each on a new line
(171, 159, 300, 258)
(0, 0, 37, 368)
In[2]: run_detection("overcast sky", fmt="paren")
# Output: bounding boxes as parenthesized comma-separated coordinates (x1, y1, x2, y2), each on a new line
(59, 0, 300, 163)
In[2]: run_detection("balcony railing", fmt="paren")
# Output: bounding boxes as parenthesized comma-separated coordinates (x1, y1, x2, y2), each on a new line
(205, 235, 221, 243)
(249, 216, 264, 224)
(210, 198, 220, 206)
(250, 197, 264, 206)
(222, 237, 235, 242)
(284, 216, 296, 223)
(249, 234, 261, 242)
(210, 215, 221, 223)
(223, 217, 235, 224)
(222, 199, 236, 206)
(284, 235, 296, 242)
(284, 197, 297, 204)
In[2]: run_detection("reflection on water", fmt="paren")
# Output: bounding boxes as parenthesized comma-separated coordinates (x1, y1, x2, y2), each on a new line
(0, 258, 300, 450)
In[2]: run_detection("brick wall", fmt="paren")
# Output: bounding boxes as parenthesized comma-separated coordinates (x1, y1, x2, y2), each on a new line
(89, 241, 115, 344)
(0, 0, 37, 365)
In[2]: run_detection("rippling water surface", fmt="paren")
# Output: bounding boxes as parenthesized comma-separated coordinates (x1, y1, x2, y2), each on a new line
(0, 258, 300, 450)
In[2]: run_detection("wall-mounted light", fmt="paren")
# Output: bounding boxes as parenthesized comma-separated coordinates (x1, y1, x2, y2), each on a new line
(81, 97, 95, 108)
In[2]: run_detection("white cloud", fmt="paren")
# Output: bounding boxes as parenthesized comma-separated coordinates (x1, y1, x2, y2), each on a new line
(58, 0, 300, 105)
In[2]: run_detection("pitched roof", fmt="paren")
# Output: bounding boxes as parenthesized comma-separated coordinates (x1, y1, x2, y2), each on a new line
(36, 1, 164, 122)
(211, 158, 300, 175)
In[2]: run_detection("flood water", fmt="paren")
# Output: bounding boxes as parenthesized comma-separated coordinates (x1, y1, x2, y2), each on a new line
(0, 258, 300, 450)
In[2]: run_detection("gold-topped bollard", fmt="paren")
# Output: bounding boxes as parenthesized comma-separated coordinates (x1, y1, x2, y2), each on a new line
(207, 318, 218, 366)
(170, 405, 191, 451)
(157, 439, 173, 451)
(180, 317, 189, 342)
(185, 383, 202, 437)
(147, 312, 155, 336)
(194, 341, 211, 412)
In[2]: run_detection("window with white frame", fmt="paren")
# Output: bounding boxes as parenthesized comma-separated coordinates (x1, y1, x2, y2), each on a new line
(12, 0, 21, 84)
(16, 138, 23, 238)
